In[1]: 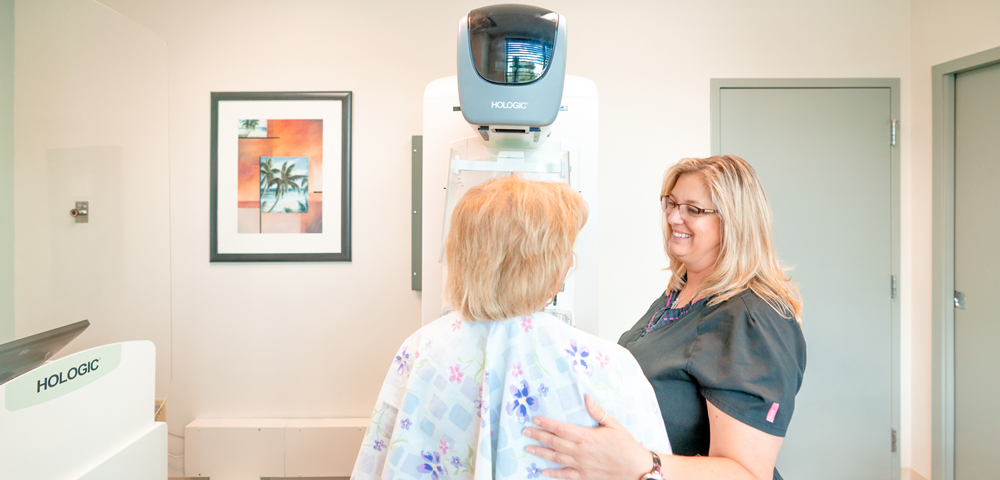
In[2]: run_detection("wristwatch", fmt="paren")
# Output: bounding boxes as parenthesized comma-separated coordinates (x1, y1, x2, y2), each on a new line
(640, 451, 664, 480)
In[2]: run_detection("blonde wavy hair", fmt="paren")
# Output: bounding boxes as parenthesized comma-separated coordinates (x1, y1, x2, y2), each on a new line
(662, 155, 802, 321)
(445, 175, 588, 322)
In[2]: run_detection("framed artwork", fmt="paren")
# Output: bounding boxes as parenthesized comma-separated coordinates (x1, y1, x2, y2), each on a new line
(210, 91, 352, 262)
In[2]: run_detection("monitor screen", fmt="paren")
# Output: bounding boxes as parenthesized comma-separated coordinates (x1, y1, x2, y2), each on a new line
(468, 5, 558, 85)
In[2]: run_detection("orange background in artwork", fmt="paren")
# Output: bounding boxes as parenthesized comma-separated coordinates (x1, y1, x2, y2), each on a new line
(303, 191, 323, 233)
(236, 119, 324, 234)
(237, 139, 273, 203)
(269, 119, 323, 193)
(260, 212, 302, 233)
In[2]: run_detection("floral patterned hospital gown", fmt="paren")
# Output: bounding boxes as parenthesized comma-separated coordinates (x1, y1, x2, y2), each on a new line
(350, 311, 671, 480)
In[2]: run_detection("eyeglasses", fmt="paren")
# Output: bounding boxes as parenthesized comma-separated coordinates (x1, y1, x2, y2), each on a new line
(660, 195, 719, 219)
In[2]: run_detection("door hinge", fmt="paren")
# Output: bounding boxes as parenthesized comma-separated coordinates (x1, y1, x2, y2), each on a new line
(891, 275, 897, 299)
(890, 119, 900, 146)
(891, 428, 897, 452)
(955, 290, 966, 310)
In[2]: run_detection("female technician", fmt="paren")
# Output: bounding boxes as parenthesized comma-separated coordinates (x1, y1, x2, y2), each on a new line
(523, 155, 807, 480)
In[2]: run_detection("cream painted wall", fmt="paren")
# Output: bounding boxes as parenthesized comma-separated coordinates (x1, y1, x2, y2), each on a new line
(31, 0, 923, 475)
(0, 0, 13, 343)
(12, 0, 172, 399)
(908, 1, 1000, 477)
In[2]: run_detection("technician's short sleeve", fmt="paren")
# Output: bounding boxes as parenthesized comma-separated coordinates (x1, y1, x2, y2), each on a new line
(687, 292, 806, 437)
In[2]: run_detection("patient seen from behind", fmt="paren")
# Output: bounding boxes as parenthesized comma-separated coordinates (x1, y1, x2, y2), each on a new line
(350, 175, 670, 480)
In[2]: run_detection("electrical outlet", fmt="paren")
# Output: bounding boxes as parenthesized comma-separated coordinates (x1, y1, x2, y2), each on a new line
(154, 398, 167, 422)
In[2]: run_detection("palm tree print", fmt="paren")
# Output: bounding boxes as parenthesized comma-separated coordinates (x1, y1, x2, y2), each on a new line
(263, 160, 308, 213)
(259, 157, 279, 197)
(239, 119, 260, 138)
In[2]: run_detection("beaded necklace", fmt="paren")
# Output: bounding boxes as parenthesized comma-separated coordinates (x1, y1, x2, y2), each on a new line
(642, 289, 712, 334)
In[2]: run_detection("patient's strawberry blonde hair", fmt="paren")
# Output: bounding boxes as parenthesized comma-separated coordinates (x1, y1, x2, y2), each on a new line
(661, 155, 803, 322)
(445, 175, 588, 322)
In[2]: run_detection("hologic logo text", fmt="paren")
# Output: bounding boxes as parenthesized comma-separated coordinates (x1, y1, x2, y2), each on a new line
(491, 101, 528, 109)
(36, 359, 100, 393)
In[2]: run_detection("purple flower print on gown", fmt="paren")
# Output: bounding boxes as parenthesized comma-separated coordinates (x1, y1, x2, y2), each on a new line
(505, 380, 540, 424)
(417, 450, 448, 480)
(566, 342, 593, 375)
(350, 311, 672, 480)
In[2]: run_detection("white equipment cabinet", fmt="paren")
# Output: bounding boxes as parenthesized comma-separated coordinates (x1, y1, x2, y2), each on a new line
(0, 341, 167, 480)
(184, 417, 368, 479)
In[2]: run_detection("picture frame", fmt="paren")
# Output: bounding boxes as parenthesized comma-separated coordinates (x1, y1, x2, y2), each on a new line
(210, 91, 352, 262)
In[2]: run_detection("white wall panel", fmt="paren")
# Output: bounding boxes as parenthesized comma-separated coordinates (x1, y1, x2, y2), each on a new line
(13, 0, 170, 397)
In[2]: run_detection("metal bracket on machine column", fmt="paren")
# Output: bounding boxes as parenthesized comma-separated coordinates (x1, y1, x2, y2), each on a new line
(412, 136, 422, 291)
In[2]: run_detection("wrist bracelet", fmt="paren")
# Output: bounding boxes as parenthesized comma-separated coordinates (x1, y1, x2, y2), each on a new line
(640, 451, 664, 480)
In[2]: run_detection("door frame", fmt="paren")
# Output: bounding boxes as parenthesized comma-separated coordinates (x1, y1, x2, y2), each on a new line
(931, 46, 1000, 480)
(710, 78, 902, 479)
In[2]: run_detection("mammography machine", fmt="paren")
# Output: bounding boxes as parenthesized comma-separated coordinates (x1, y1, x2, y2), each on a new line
(421, 4, 600, 334)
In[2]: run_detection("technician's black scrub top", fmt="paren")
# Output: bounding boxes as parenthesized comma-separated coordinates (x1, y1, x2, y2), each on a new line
(618, 288, 807, 480)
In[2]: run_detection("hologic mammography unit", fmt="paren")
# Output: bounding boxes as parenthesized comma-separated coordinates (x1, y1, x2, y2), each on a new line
(422, 5, 600, 334)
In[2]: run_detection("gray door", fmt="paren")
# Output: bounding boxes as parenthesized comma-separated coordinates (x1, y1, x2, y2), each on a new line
(717, 85, 896, 479)
(954, 62, 1000, 480)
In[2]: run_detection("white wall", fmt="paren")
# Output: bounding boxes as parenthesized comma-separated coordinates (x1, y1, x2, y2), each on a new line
(907, 1, 1000, 477)
(20, 0, 939, 476)
(0, 0, 13, 343)
(12, 0, 172, 404)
